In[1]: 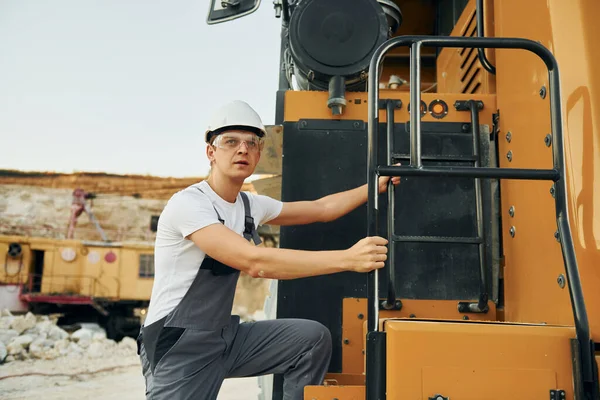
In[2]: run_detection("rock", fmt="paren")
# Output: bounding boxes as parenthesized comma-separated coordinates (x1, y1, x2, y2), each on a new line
(29, 338, 54, 359)
(0, 341, 6, 363)
(0, 316, 14, 329)
(13, 349, 29, 360)
(0, 329, 19, 345)
(41, 348, 59, 360)
(35, 320, 54, 335)
(7, 342, 23, 355)
(1, 309, 13, 317)
(10, 313, 36, 334)
(48, 325, 69, 341)
(71, 328, 93, 343)
(118, 337, 137, 354)
(87, 341, 104, 358)
(54, 339, 70, 355)
(5, 355, 14, 362)
(36, 315, 50, 323)
(8, 334, 34, 350)
(78, 337, 91, 349)
(92, 331, 107, 341)
(66, 342, 84, 358)
(23, 327, 39, 336)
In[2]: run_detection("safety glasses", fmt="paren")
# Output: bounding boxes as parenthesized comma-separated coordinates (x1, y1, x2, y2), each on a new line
(212, 132, 264, 152)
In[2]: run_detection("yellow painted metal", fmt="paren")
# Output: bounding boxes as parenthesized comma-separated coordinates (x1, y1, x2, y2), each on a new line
(304, 385, 364, 400)
(0, 234, 154, 301)
(284, 91, 497, 125)
(490, 0, 600, 342)
(341, 298, 497, 374)
(385, 319, 576, 399)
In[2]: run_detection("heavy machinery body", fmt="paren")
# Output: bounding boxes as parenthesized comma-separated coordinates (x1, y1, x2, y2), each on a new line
(208, 0, 600, 399)
(0, 234, 154, 339)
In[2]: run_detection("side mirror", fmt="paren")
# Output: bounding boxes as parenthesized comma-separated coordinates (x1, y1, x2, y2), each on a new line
(206, 0, 261, 25)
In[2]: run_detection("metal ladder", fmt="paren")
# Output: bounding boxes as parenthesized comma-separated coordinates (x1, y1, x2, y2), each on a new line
(365, 36, 598, 400)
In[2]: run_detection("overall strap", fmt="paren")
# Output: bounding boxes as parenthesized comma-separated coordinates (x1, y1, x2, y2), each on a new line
(240, 192, 262, 245)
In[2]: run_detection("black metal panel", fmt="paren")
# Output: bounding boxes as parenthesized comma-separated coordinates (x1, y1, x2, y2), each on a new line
(366, 331, 386, 400)
(276, 120, 495, 374)
(436, 0, 470, 37)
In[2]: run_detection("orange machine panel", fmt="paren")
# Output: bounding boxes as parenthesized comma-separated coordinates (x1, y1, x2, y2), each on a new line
(437, 0, 496, 95)
(284, 90, 497, 124)
(303, 385, 364, 400)
(385, 319, 576, 399)
(493, 0, 600, 341)
(341, 298, 497, 374)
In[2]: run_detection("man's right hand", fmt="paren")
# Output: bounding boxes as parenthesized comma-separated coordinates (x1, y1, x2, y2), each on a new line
(345, 236, 388, 273)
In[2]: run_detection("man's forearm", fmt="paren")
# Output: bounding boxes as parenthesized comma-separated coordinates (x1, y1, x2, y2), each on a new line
(247, 246, 349, 280)
(315, 183, 368, 222)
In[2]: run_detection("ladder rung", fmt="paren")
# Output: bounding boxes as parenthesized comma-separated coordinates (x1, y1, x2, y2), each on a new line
(378, 165, 559, 181)
(391, 153, 477, 162)
(392, 235, 483, 244)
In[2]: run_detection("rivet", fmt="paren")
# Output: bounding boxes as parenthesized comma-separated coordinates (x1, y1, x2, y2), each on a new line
(506, 131, 512, 142)
(463, 316, 469, 320)
(357, 313, 364, 320)
(343, 338, 350, 345)
(540, 86, 547, 99)
(509, 226, 516, 238)
(544, 134, 552, 147)
(409, 314, 416, 318)
(509, 206, 515, 217)
(557, 274, 566, 289)
(550, 185, 555, 198)
(555, 230, 560, 242)
(507, 150, 513, 162)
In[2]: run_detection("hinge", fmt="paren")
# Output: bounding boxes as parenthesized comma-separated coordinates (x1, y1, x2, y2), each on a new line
(549, 389, 566, 400)
(429, 395, 449, 400)
(492, 110, 500, 141)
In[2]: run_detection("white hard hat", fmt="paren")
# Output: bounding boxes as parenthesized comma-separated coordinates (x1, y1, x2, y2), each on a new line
(205, 100, 267, 143)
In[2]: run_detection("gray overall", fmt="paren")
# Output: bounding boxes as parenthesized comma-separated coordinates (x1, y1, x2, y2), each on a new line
(137, 190, 332, 400)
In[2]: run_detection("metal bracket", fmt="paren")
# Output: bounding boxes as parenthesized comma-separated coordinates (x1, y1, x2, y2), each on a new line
(429, 395, 449, 400)
(378, 99, 402, 110)
(379, 299, 402, 311)
(454, 100, 484, 111)
(458, 300, 489, 314)
(549, 390, 565, 400)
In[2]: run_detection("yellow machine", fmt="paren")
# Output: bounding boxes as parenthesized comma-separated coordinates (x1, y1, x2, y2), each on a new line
(0, 235, 154, 339)
(209, 0, 599, 399)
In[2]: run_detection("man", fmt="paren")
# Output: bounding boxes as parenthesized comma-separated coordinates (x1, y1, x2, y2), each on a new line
(139, 100, 399, 400)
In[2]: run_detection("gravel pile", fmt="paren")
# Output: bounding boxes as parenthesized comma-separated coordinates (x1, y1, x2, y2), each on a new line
(0, 309, 137, 364)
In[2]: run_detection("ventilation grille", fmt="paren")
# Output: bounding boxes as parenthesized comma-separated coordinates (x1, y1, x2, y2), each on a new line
(458, 10, 483, 94)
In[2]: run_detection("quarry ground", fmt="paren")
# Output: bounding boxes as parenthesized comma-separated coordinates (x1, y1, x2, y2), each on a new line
(0, 353, 261, 400)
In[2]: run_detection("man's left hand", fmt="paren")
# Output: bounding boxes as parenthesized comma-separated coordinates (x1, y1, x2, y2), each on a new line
(378, 163, 401, 193)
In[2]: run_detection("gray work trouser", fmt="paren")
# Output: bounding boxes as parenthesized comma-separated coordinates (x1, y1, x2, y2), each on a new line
(139, 318, 332, 400)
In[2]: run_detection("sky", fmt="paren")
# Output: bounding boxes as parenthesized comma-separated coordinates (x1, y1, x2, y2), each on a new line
(0, 1, 281, 178)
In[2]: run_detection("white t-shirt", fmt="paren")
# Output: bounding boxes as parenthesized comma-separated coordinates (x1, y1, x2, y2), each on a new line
(144, 181, 283, 326)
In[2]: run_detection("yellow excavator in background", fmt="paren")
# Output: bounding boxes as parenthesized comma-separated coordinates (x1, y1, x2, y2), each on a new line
(208, 0, 599, 399)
